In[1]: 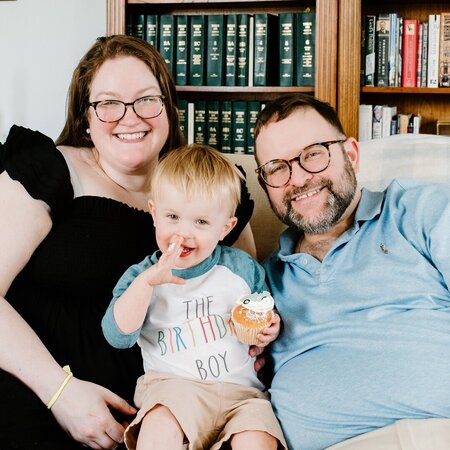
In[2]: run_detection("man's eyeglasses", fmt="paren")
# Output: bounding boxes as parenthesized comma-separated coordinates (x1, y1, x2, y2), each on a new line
(89, 95, 165, 123)
(255, 139, 346, 188)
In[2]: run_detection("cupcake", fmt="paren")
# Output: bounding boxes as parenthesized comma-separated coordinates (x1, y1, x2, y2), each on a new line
(231, 291, 275, 345)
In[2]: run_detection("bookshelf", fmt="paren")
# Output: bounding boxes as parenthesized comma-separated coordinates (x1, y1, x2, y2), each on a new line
(106, 0, 338, 107)
(339, 0, 450, 138)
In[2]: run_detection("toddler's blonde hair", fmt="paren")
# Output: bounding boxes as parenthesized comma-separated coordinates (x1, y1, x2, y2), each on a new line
(151, 144, 241, 216)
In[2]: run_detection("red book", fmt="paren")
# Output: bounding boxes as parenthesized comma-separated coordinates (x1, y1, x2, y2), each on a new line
(401, 19, 419, 87)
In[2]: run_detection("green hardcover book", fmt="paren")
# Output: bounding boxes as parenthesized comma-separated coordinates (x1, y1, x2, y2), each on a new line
(232, 101, 247, 154)
(246, 101, 261, 155)
(236, 14, 250, 87)
(206, 15, 225, 86)
(220, 101, 232, 154)
(126, 14, 133, 36)
(145, 14, 159, 48)
(225, 14, 238, 86)
(175, 15, 189, 86)
(178, 99, 188, 143)
(189, 15, 206, 86)
(295, 11, 316, 86)
(193, 101, 206, 145)
(159, 15, 175, 76)
(132, 14, 145, 40)
(253, 13, 279, 86)
(206, 101, 221, 150)
(279, 13, 295, 86)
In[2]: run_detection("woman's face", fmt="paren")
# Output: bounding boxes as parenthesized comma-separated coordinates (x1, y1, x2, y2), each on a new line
(88, 55, 170, 175)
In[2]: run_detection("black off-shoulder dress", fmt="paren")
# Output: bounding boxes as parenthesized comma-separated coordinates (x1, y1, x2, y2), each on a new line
(0, 126, 254, 449)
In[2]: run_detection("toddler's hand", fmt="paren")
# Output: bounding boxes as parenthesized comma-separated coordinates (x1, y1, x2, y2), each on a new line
(254, 312, 281, 348)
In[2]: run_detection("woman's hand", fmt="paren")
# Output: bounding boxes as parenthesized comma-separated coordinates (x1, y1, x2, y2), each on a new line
(51, 377, 136, 449)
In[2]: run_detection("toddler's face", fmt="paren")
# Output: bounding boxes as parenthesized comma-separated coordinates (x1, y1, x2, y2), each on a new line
(149, 183, 237, 269)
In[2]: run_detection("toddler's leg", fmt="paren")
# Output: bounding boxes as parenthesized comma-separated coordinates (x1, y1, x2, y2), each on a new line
(136, 404, 185, 450)
(229, 430, 278, 449)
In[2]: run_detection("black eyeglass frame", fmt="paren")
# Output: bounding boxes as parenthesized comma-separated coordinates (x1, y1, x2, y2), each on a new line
(89, 95, 166, 123)
(255, 139, 347, 188)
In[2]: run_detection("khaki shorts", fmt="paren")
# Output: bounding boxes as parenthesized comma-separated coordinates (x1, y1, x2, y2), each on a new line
(327, 418, 450, 450)
(124, 371, 287, 450)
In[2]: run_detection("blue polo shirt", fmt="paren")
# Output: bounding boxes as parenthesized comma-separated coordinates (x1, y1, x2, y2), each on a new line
(265, 179, 450, 450)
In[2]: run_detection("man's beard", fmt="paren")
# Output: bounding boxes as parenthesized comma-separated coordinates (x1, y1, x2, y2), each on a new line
(274, 158, 357, 234)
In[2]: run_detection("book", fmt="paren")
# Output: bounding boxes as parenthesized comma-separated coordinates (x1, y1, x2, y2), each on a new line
(175, 15, 189, 86)
(439, 12, 450, 87)
(416, 22, 424, 88)
(376, 13, 390, 86)
(401, 19, 419, 87)
(189, 15, 206, 86)
(187, 102, 195, 144)
(159, 15, 176, 75)
(193, 101, 206, 145)
(206, 15, 225, 86)
(206, 101, 220, 149)
(396, 17, 404, 87)
(388, 13, 398, 87)
(132, 14, 145, 40)
(363, 15, 376, 86)
(427, 14, 441, 88)
(420, 22, 429, 88)
(372, 105, 383, 139)
(246, 101, 261, 155)
(279, 13, 295, 87)
(236, 14, 250, 86)
(232, 101, 247, 153)
(145, 15, 159, 48)
(295, 11, 316, 87)
(381, 105, 397, 138)
(397, 113, 412, 134)
(178, 99, 188, 142)
(358, 104, 373, 141)
(220, 101, 232, 153)
(253, 13, 278, 86)
(225, 14, 238, 86)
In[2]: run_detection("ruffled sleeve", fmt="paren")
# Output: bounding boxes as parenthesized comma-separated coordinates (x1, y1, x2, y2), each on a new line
(0, 125, 74, 220)
(221, 164, 255, 246)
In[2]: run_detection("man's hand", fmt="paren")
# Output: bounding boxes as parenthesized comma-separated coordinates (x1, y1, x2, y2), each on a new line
(52, 377, 137, 449)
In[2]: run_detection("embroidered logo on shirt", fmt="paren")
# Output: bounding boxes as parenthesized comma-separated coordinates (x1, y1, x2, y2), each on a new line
(380, 243, 389, 254)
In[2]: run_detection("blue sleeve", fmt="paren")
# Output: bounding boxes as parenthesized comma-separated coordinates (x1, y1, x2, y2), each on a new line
(101, 255, 153, 348)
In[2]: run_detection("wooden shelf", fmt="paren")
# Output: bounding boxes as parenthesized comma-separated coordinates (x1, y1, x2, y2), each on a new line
(361, 87, 450, 94)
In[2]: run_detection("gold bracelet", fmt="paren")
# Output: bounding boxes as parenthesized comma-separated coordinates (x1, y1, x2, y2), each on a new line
(46, 365, 73, 409)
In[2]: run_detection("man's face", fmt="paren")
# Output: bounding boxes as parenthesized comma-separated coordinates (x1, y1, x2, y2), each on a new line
(255, 108, 359, 234)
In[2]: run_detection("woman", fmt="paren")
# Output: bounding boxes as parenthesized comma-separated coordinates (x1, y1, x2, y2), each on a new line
(0, 35, 255, 450)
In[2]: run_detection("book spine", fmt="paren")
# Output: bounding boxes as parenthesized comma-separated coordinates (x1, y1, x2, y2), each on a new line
(439, 13, 450, 87)
(206, 15, 225, 86)
(145, 15, 159, 48)
(253, 14, 278, 86)
(193, 101, 206, 145)
(388, 13, 398, 86)
(159, 15, 175, 76)
(132, 14, 145, 40)
(376, 13, 390, 86)
(206, 100, 221, 149)
(363, 15, 376, 86)
(372, 105, 383, 140)
(421, 22, 428, 88)
(401, 19, 419, 87)
(427, 14, 440, 88)
(396, 17, 404, 87)
(225, 14, 238, 87)
(236, 14, 250, 87)
(189, 15, 206, 86)
(246, 101, 261, 155)
(187, 102, 195, 144)
(178, 99, 188, 143)
(295, 11, 316, 87)
(279, 13, 295, 87)
(358, 104, 373, 141)
(220, 101, 233, 154)
(232, 101, 248, 154)
(416, 22, 423, 88)
(175, 15, 189, 86)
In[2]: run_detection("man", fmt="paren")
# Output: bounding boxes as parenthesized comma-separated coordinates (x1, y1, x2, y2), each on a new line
(254, 94, 450, 450)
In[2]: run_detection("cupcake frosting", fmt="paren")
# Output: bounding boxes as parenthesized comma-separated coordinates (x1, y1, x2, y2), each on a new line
(237, 291, 274, 313)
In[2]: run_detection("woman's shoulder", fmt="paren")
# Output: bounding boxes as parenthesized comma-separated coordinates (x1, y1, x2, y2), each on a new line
(1, 125, 74, 217)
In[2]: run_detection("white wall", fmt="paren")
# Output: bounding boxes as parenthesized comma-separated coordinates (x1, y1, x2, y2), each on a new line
(0, 0, 106, 141)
